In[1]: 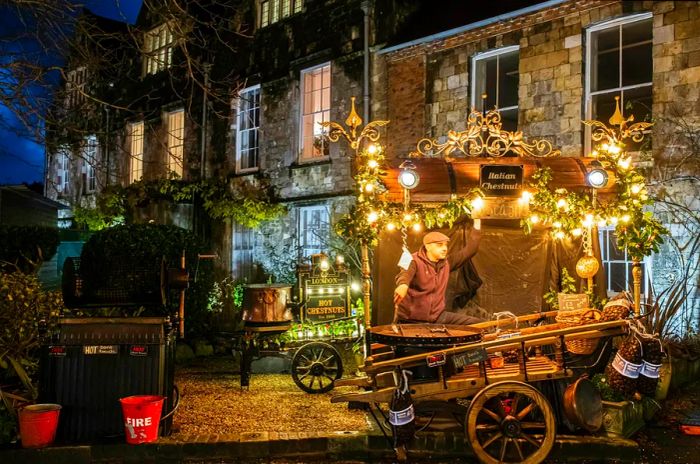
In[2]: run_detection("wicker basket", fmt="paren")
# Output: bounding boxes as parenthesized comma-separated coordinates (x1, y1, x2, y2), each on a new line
(556, 308, 602, 355)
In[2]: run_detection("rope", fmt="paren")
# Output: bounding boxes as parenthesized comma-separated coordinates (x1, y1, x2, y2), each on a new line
(492, 311, 519, 334)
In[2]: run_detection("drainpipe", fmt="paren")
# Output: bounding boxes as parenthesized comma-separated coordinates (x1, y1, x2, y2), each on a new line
(361, 1, 370, 123)
(200, 63, 210, 180)
(104, 106, 111, 186)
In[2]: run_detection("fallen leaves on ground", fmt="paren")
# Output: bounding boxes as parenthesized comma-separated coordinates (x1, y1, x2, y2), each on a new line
(170, 356, 370, 437)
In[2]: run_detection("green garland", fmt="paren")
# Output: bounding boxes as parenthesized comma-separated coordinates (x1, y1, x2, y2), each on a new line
(523, 142, 667, 260)
(74, 175, 285, 231)
(335, 144, 481, 245)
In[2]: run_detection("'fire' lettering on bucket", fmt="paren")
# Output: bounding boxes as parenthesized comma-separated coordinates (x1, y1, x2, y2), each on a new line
(126, 417, 152, 427)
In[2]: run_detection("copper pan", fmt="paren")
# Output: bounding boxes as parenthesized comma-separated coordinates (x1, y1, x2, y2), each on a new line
(563, 377, 603, 432)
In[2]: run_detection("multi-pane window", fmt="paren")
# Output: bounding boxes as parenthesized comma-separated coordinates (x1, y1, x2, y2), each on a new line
(235, 85, 261, 171)
(143, 23, 175, 76)
(300, 63, 331, 160)
(65, 66, 87, 108)
(298, 205, 329, 258)
(56, 149, 70, 194)
(82, 135, 97, 193)
(599, 227, 649, 298)
(232, 223, 255, 281)
(128, 121, 144, 184)
(586, 13, 652, 152)
(471, 46, 519, 131)
(167, 109, 185, 177)
(260, 0, 303, 27)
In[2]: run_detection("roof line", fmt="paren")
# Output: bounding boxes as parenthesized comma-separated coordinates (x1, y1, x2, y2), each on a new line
(377, 0, 569, 56)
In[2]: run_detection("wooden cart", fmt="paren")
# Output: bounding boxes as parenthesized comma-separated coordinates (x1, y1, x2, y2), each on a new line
(331, 311, 629, 464)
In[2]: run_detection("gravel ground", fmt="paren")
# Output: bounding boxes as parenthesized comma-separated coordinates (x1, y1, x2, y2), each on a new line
(170, 356, 371, 436)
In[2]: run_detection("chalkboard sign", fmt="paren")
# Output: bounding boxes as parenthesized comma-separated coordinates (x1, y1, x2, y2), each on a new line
(557, 293, 589, 311)
(299, 270, 351, 322)
(480, 165, 524, 197)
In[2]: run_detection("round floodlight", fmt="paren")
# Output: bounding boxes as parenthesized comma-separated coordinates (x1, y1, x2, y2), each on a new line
(586, 168, 609, 189)
(398, 169, 419, 190)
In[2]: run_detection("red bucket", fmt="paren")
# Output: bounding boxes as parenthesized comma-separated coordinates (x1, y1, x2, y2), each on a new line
(19, 404, 61, 448)
(119, 395, 164, 444)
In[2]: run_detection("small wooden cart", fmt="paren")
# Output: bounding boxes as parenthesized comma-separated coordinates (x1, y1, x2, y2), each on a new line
(331, 312, 629, 464)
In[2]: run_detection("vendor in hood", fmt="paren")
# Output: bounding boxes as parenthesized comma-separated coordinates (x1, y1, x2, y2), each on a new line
(393, 219, 483, 325)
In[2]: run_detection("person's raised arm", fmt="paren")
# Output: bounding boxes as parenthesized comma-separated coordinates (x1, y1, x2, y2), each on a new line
(447, 219, 481, 271)
(394, 260, 416, 305)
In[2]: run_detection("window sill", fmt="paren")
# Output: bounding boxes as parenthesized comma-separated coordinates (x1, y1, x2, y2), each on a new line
(291, 156, 331, 170)
(234, 167, 260, 176)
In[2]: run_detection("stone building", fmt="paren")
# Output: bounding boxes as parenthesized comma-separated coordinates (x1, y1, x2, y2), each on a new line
(44, 0, 699, 328)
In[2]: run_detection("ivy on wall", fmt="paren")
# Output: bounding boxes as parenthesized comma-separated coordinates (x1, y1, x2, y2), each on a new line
(74, 175, 286, 231)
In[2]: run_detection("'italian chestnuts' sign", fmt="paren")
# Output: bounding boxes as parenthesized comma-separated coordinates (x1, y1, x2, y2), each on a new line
(479, 165, 523, 197)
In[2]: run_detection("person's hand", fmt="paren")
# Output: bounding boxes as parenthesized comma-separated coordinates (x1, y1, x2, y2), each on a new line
(394, 284, 408, 305)
(473, 219, 481, 230)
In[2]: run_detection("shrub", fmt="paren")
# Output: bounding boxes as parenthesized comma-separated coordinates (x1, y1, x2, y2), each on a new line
(0, 271, 63, 444)
(0, 226, 59, 273)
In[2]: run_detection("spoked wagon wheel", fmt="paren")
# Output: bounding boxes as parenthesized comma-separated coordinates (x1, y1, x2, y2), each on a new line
(291, 342, 343, 393)
(466, 381, 556, 464)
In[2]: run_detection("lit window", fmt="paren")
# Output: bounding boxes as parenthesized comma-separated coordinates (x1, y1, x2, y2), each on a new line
(300, 63, 331, 160)
(298, 205, 329, 258)
(235, 85, 261, 172)
(128, 121, 144, 184)
(65, 66, 87, 108)
(56, 149, 70, 194)
(260, 0, 303, 27)
(167, 109, 185, 177)
(82, 135, 97, 193)
(143, 23, 175, 76)
(599, 227, 650, 298)
(232, 223, 255, 281)
(471, 45, 519, 131)
(586, 14, 652, 152)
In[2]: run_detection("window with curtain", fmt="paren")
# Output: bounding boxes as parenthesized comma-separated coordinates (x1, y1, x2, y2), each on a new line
(232, 223, 255, 281)
(82, 135, 97, 193)
(298, 205, 329, 258)
(235, 85, 261, 171)
(143, 23, 175, 76)
(167, 109, 185, 177)
(300, 63, 331, 160)
(128, 121, 144, 184)
(260, 0, 303, 28)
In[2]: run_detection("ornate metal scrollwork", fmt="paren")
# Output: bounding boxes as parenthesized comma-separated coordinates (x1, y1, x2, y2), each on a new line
(319, 97, 389, 150)
(409, 109, 561, 160)
(582, 96, 652, 146)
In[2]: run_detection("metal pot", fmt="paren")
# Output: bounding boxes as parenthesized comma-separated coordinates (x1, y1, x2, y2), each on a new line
(242, 284, 293, 324)
(563, 377, 603, 432)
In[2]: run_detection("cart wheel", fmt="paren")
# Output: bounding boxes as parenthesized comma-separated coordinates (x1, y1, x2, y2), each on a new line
(466, 381, 556, 464)
(291, 342, 343, 394)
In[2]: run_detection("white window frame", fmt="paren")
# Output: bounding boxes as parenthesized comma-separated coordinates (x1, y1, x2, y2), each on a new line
(297, 204, 329, 259)
(56, 149, 70, 194)
(584, 12, 653, 154)
(259, 0, 303, 28)
(82, 135, 97, 193)
(166, 109, 185, 178)
(143, 23, 175, 76)
(470, 45, 520, 118)
(65, 66, 87, 108)
(128, 121, 145, 184)
(232, 222, 255, 282)
(235, 85, 261, 173)
(599, 226, 651, 298)
(299, 62, 331, 162)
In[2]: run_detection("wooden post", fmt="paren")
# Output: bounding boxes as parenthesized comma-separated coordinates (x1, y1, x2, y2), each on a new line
(179, 250, 186, 338)
(361, 241, 371, 354)
(632, 260, 642, 316)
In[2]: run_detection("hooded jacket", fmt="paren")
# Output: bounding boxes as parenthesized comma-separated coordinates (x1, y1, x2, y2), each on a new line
(395, 228, 481, 322)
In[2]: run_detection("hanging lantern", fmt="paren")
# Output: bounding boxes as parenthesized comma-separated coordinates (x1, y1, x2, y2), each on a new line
(576, 255, 600, 279)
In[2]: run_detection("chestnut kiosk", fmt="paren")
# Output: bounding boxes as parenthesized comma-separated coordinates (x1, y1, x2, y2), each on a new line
(323, 103, 662, 464)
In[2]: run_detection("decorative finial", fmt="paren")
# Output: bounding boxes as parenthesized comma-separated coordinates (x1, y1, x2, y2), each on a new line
(609, 96, 626, 127)
(345, 97, 363, 134)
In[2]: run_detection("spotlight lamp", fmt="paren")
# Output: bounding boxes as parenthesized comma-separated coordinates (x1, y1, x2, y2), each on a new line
(398, 160, 420, 190)
(586, 161, 609, 189)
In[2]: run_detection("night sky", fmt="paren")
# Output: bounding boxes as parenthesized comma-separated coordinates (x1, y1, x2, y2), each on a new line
(0, 0, 142, 186)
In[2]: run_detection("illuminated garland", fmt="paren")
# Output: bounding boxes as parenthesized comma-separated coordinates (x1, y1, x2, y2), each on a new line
(335, 143, 482, 246)
(522, 142, 667, 260)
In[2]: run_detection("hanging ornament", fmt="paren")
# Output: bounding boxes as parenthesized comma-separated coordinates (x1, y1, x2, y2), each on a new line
(576, 255, 600, 279)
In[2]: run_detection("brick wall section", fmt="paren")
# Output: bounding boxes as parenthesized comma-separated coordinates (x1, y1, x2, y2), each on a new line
(386, 54, 426, 158)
